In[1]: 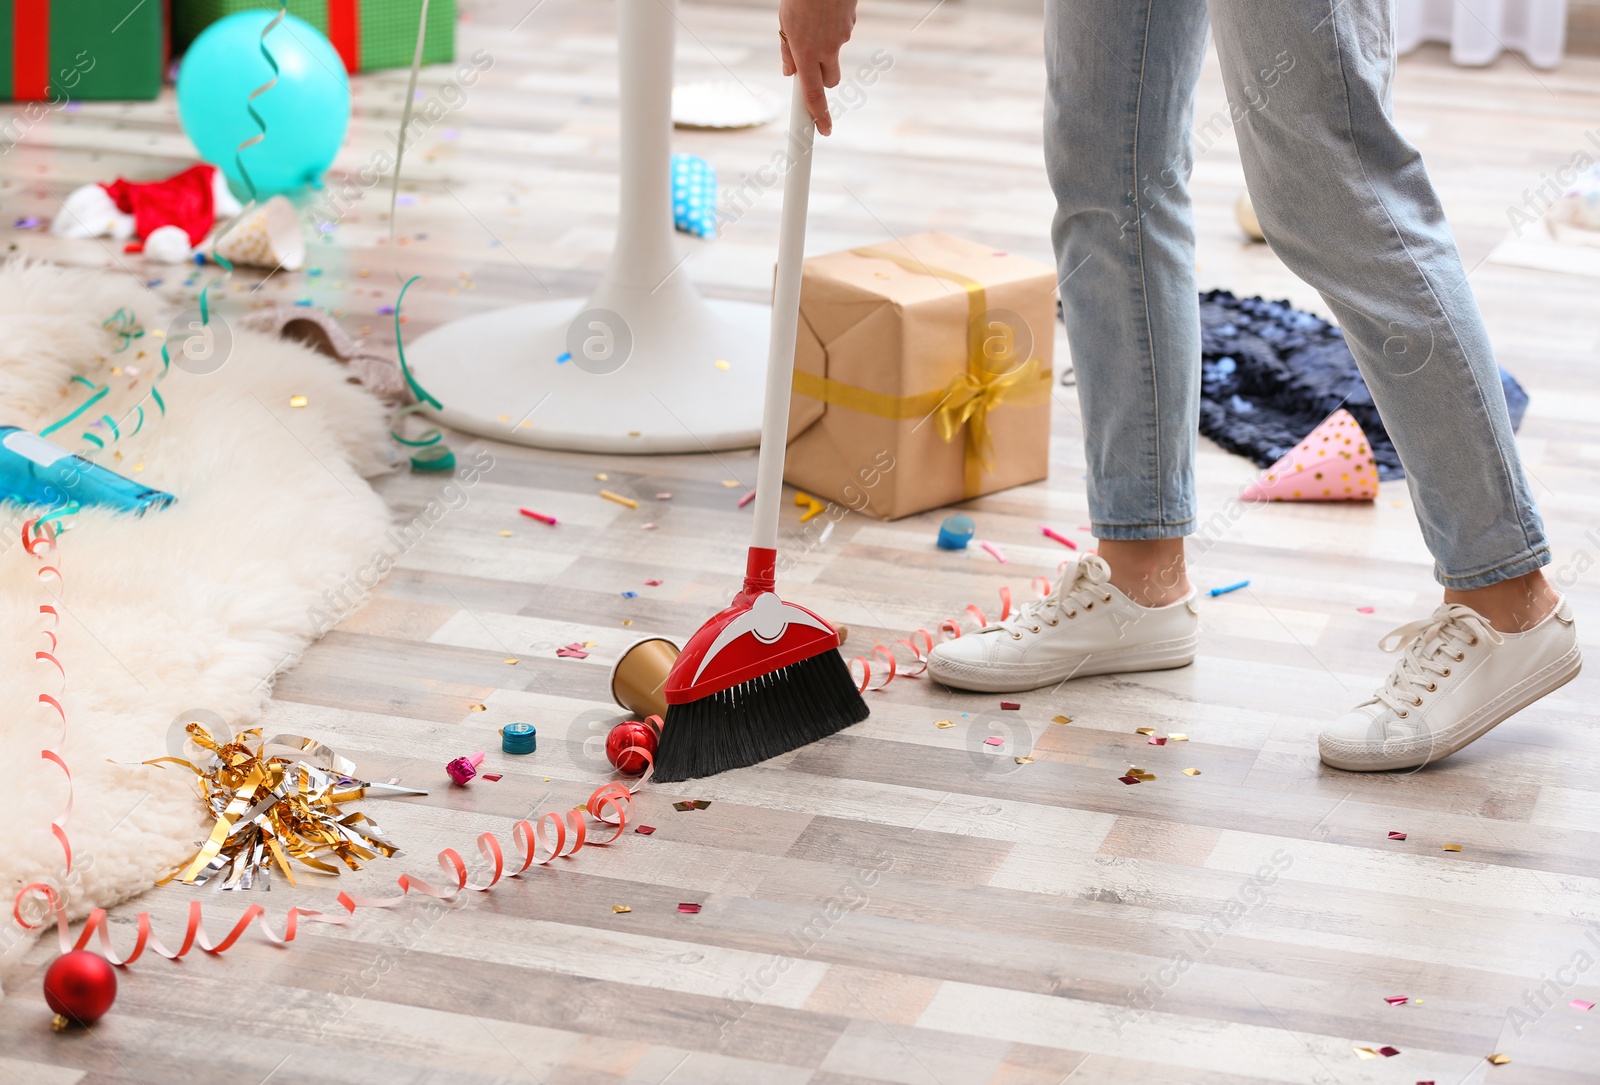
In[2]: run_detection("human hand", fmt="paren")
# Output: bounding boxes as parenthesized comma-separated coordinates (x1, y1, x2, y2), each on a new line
(778, 0, 856, 135)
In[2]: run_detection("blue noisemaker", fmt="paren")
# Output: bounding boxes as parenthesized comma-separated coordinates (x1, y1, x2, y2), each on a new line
(0, 427, 175, 515)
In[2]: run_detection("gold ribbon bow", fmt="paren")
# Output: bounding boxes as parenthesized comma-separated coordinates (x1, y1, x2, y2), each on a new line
(791, 246, 1052, 497)
(933, 354, 1047, 474)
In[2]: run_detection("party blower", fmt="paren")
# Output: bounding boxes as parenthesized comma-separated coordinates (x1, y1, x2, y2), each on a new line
(651, 81, 869, 783)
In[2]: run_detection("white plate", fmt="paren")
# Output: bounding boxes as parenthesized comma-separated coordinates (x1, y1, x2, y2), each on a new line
(671, 81, 781, 129)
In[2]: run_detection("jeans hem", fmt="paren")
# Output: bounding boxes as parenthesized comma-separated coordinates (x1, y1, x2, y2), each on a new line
(1091, 518, 1195, 542)
(1436, 547, 1551, 590)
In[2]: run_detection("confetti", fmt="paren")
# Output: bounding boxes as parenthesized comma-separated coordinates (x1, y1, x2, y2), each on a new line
(482, 774, 503, 782)
(979, 540, 1007, 563)
(643, 523, 657, 530)
(1130, 770, 1155, 781)
(1443, 843, 1463, 852)
(621, 591, 638, 598)
(1000, 701, 1021, 711)
(714, 359, 730, 370)
(555, 352, 571, 364)
(1168, 733, 1188, 741)
(1052, 715, 1072, 725)
(1118, 775, 1140, 785)
(503, 658, 519, 665)
(1572, 999, 1594, 1011)
(556, 643, 589, 659)
(470, 703, 487, 712)
(721, 480, 740, 488)
(600, 490, 638, 508)
(935, 719, 955, 729)
(613, 904, 632, 913)
(1354, 1049, 1378, 1060)
(1014, 756, 1034, 765)
(1379, 1047, 1400, 1057)
(795, 491, 825, 522)
(678, 903, 702, 914)
(1135, 728, 1157, 736)
(738, 489, 757, 508)
(498, 530, 514, 537)
(983, 737, 1004, 747)
(634, 825, 656, 835)
(673, 801, 698, 811)
(1357, 606, 1375, 613)
(288, 395, 309, 408)
(644, 578, 663, 586)
(595, 473, 609, 480)
(1385, 996, 1409, 1006)
(1041, 525, 1077, 549)
(656, 492, 673, 499)
(13, 215, 42, 228)
(519, 508, 558, 525)
(1148, 737, 1167, 745)
(622, 619, 633, 626)
(1486, 1054, 1511, 1065)
(1388, 831, 1407, 840)
(693, 800, 711, 809)
(1207, 580, 1249, 596)
(1181, 768, 1201, 776)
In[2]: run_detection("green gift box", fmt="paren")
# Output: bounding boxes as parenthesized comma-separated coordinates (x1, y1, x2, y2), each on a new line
(173, 0, 454, 73)
(0, 0, 168, 102)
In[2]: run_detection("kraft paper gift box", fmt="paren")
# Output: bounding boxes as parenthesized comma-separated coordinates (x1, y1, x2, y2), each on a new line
(784, 232, 1056, 520)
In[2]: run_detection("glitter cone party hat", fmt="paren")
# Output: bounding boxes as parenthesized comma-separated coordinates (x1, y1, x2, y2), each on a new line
(1240, 408, 1379, 502)
(213, 195, 304, 271)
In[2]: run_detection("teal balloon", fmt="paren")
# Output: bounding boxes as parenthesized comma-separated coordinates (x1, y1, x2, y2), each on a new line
(176, 11, 351, 198)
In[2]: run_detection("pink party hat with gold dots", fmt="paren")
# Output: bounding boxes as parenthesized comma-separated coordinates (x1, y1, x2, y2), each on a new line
(1240, 408, 1378, 502)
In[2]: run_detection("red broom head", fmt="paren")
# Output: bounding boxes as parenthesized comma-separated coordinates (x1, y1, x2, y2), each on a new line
(664, 547, 841, 704)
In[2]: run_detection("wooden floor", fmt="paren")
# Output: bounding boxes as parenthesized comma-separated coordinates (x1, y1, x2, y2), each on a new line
(4, 0, 1600, 1082)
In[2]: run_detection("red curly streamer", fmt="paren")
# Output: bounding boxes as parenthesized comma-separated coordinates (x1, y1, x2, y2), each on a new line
(335, 766, 646, 914)
(14, 513, 658, 966)
(15, 885, 347, 965)
(22, 518, 74, 880)
(14, 731, 659, 966)
(848, 571, 1071, 693)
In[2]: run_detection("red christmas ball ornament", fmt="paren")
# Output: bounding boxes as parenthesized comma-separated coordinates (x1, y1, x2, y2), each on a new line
(43, 950, 117, 1031)
(605, 719, 657, 776)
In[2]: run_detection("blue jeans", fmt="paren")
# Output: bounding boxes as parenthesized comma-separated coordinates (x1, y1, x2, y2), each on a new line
(1044, 0, 1550, 589)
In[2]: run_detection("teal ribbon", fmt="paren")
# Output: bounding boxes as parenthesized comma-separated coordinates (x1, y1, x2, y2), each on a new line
(235, 4, 286, 204)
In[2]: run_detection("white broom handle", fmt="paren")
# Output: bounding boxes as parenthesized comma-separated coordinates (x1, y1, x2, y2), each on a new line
(750, 79, 816, 554)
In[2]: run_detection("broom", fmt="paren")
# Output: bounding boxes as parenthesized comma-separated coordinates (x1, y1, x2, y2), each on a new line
(651, 80, 870, 783)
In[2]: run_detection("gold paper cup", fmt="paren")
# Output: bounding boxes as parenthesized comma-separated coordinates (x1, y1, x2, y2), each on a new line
(610, 637, 681, 720)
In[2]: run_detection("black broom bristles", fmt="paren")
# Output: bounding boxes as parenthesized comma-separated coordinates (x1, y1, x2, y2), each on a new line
(651, 650, 869, 783)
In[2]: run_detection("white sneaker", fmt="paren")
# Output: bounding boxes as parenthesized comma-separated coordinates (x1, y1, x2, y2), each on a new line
(1319, 597, 1581, 771)
(925, 553, 1200, 693)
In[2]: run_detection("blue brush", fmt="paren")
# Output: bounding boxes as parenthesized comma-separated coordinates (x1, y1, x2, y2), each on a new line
(0, 426, 175, 515)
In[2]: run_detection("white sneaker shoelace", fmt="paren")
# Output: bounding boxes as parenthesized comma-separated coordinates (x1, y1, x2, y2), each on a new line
(990, 555, 1116, 638)
(1369, 604, 1504, 718)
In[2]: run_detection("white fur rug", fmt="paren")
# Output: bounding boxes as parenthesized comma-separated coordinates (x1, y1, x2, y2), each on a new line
(0, 260, 393, 970)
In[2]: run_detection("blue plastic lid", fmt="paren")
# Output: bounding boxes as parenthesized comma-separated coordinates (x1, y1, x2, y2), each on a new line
(937, 514, 976, 550)
(500, 722, 537, 754)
